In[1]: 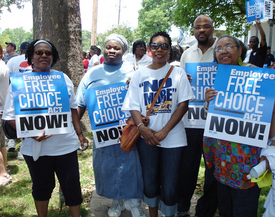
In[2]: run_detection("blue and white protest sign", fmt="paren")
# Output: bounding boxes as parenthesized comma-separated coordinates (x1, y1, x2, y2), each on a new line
(183, 62, 217, 128)
(246, 0, 273, 22)
(85, 82, 130, 148)
(204, 64, 275, 148)
(10, 71, 72, 138)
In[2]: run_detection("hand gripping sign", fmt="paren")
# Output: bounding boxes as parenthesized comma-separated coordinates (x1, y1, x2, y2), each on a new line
(10, 71, 72, 138)
(183, 62, 217, 129)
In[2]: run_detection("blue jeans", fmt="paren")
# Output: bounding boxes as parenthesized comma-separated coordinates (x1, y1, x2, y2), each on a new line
(137, 138, 185, 216)
(217, 181, 260, 217)
(178, 128, 218, 217)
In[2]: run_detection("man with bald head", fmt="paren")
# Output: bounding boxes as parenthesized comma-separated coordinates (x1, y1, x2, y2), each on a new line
(177, 15, 218, 217)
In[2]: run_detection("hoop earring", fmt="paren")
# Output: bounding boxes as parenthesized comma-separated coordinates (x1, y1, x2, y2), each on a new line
(238, 57, 242, 66)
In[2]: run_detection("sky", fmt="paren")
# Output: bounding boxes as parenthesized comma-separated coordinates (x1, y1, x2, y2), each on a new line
(0, 0, 179, 37)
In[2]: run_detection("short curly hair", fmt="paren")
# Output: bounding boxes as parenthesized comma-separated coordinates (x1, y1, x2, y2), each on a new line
(149, 31, 172, 48)
(25, 39, 60, 68)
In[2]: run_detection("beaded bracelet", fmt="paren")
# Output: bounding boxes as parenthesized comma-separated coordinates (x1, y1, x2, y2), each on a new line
(137, 123, 144, 130)
(203, 101, 209, 111)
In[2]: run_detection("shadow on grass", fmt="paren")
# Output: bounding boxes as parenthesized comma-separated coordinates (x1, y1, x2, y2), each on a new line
(0, 212, 25, 217)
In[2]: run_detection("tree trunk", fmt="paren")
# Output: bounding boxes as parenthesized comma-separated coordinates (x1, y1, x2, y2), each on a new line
(32, 0, 91, 132)
(33, 0, 83, 87)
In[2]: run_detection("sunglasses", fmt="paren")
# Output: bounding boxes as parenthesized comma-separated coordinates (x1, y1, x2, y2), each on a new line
(150, 43, 170, 50)
(35, 50, 53, 56)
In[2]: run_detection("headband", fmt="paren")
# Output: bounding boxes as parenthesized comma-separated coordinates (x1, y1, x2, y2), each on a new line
(34, 40, 52, 48)
(104, 34, 128, 53)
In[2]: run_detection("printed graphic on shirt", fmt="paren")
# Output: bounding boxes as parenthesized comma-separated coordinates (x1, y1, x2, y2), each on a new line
(141, 77, 174, 115)
(19, 61, 32, 73)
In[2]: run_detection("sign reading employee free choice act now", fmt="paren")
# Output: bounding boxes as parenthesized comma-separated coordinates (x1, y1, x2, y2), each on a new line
(183, 62, 217, 128)
(10, 71, 72, 138)
(85, 82, 130, 148)
(204, 64, 275, 148)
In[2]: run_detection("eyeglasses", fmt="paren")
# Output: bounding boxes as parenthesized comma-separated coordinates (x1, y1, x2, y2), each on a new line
(249, 40, 257, 44)
(194, 25, 212, 30)
(215, 45, 237, 53)
(150, 43, 170, 50)
(35, 50, 52, 56)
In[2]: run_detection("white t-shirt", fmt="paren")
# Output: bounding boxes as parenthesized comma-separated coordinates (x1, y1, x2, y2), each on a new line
(243, 49, 252, 63)
(7, 54, 32, 73)
(88, 54, 100, 69)
(122, 63, 195, 148)
(124, 53, 152, 70)
(2, 72, 79, 156)
(0, 60, 9, 112)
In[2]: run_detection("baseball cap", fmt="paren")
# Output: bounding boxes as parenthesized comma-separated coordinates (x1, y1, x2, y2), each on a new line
(5, 42, 16, 50)
(20, 42, 30, 50)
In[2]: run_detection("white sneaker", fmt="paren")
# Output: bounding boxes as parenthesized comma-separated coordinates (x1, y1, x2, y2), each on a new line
(17, 152, 24, 160)
(7, 140, 16, 152)
(108, 199, 125, 217)
(124, 199, 146, 217)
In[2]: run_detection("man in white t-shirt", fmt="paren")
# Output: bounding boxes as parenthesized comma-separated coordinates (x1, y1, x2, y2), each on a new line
(177, 15, 218, 217)
(7, 42, 32, 73)
(6, 42, 31, 159)
(87, 45, 100, 70)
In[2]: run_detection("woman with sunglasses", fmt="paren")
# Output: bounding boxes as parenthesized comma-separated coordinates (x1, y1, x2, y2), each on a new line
(124, 40, 152, 71)
(122, 31, 195, 217)
(3, 39, 88, 217)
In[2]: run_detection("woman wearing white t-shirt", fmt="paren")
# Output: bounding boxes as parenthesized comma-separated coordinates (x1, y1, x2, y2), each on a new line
(3, 39, 88, 217)
(122, 32, 195, 217)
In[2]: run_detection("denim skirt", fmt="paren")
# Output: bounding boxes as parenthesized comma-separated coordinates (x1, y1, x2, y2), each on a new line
(93, 142, 143, 199)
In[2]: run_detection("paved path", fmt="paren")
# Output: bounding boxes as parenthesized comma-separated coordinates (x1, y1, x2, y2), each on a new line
(89, 190, 199, 217)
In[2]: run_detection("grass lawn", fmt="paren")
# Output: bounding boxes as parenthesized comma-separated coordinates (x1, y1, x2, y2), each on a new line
(195, 158, 271, 217)
(0, 136, 271, 217)
(0, 134, 95, 217)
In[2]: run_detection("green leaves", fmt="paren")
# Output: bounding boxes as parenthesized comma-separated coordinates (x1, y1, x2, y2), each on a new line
(174, 0, 255, 37)
(135, 0, 176, 41)
(0, 27, 33, 51)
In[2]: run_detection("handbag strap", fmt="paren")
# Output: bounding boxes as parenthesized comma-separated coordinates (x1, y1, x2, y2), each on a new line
(146, 66, 174, 117)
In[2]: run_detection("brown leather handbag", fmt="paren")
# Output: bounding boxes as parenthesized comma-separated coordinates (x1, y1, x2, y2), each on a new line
(120, 66, 174, 152)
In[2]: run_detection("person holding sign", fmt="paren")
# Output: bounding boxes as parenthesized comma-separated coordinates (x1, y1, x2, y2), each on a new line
(77, 34, 145, 217)
(122, 31, 195, 217)
(203, 35, 272, 217)
(178, 14, 218, 217)
(2, 39, 88, 217)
